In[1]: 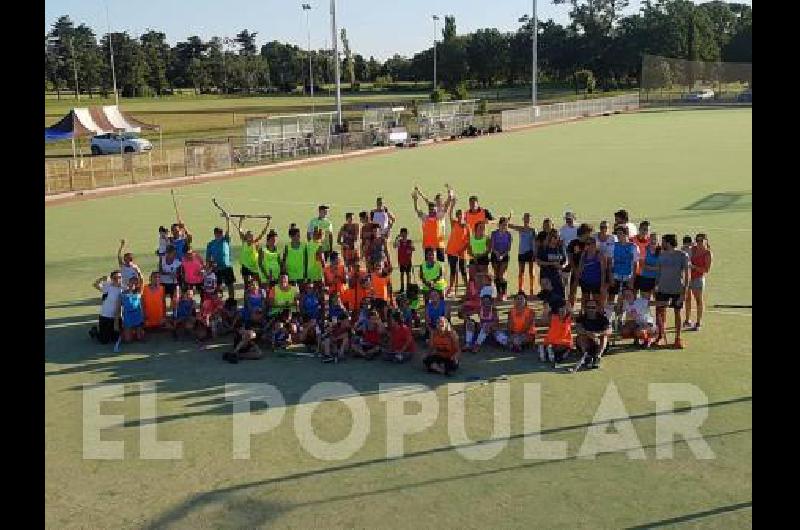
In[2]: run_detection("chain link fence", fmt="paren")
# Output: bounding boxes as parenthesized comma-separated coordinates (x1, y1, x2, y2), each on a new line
(641, 54, 752, 106)
(501, 94, 640, 130)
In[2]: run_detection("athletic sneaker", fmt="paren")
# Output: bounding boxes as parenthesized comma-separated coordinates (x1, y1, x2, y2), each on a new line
(683, 320, 693, 329)
(692, 323, 702, 332)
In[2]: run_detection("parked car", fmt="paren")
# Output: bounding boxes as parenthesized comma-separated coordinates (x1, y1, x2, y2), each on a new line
(737, 90, 752, 103)
(90, 132, 153, 155)
(681, 89, 715, 102)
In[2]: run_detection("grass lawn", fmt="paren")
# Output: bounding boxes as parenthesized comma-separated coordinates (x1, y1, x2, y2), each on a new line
(45, 108, 752, 528)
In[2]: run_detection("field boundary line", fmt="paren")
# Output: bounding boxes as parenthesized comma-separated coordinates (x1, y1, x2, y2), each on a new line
(45, 108, 642, 207)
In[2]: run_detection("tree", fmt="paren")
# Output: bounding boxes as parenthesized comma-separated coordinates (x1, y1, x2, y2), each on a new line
(366, 56, 381, 81)
(353, 54, 367, 83)
(340, 28, 355, 87)
(140, 30, 170, 95)
(235, 29, 258, 56)
(466, 28, 509, 87)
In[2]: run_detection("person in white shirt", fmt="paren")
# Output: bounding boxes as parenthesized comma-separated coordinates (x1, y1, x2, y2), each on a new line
(559, 211, 579, 249)
(370, 197, 397, 238)
(117, 239, 142, 286)
(89, 270, 123, 344)
(594, 220, 618, 259)
(620, 287, 656, 348)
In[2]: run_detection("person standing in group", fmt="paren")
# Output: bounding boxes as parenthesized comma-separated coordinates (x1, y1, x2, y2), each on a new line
(89, 270, 123, 344)
(614, 209, 639, 239)
(509, 213, 536, 296)
(117, 240, 141, 287)
(258, 230, 282, 288)
(575, 237, 606, 308)
(413, 189, 446, 262)
(181, 246, 205, 296)
(370, 197, 397, 238)
(305, 227, 326, 288)
(158, 245, 182, 311)
(680, 236, 694, 256)
(566, 223, 594, 306)
(307, 205, 334, 262)
(489, 217, 513, 300)
(323, 251, 348, 297)
(654, 234, 690, 349)
(469, 221, 491, 274)
(170, 222, 193, 261)
(634, 232, 660, 299)
(464, 195, 495, 233)
(684, 233, 713, 331)
(609, 225, 640, 313)
(366, 224, 391, 273)
(419, 248, 448, 302)
(445, 198, 470, 298)
(206, 216, 235, 300)
(142, 271, 167, 332)
(234, 217, 271, 289)
(282, 225, 308, 287)
(415, 185, 454, 250)
(559, 211, 579, 250)
(336, 212, 360, 273)
(393, 227, 415, 294)
(269, 274, 300, 318)
(120, 270, 146, 344)
(632, 221, 652, 273)
(594, 220, 617, 259)
(359, 211, 375, 267)
(536, 229, 567, 298)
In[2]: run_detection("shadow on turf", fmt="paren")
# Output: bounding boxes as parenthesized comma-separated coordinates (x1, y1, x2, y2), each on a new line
(624, 500, 752, 529)
(683, 192, 752, 212)
(143, 422, 751, 529)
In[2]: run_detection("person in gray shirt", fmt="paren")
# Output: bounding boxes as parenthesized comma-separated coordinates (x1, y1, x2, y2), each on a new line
(655, 234, 690, 349)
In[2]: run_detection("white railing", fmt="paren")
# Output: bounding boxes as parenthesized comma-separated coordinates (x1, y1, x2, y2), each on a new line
(501, 93, 640, 130)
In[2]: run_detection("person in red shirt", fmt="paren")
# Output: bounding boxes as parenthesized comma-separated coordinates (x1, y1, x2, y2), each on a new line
(368, 263, 394, 321)
(323, 251, 348, 296)
(352, 310, 386, 360)
(384, 310, 416, 363)
(685, 233, 713, 331)
(393, 227, 415, 293)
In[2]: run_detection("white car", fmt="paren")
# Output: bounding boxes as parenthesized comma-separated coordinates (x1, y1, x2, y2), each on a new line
(681, 89, 715, 102)
(90, 132, 153, 155)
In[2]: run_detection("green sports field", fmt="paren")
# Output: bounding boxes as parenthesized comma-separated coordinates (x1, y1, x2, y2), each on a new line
(45, 108, 752, 528)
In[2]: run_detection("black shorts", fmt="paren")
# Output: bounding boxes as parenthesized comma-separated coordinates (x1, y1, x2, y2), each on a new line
(656, 292, 684, 309)
(97, 315, 119, 344)
(399, 263, 412, 274)
(447, 254, 467, 273)
(579, 280, 602, 295)
(609, 278, 631, 296)
(518, 251, 535, 264)
(216, 267, 236, 287)
(490, 253, 510, 266)
(634, 276, 657, 292)
(371, 299, 388, 312)
(161, 283, 178, 297)
(471, 255, 490, 267)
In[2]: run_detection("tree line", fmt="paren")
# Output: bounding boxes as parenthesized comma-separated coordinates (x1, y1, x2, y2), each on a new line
(45, 0, 752, 99)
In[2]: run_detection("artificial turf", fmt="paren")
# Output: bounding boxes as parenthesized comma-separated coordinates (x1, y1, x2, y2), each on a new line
(45, 107, 752, 528)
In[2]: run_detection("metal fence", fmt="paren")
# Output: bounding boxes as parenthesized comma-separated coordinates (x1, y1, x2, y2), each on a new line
(45, 148, 186, 195)
(641, 54, 752, 106)
(186, 132, 373, 175)
(500, 94, 640, 130)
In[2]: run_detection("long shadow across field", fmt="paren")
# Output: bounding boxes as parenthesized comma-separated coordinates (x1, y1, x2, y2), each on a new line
(142, 413, 752, 529)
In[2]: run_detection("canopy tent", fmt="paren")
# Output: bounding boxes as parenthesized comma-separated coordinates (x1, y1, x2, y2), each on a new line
(45, 105, 159, 142)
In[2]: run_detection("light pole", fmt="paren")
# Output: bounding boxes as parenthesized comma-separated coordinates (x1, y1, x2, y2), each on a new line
(105, 0, 119, 106)
(302, 3, 314, 113)
(432, 15, 439, 91)
(221, 37, 232, 94)
(532, 0, 537, 106)
(69, 36, 80, 101)
(330, 0, 342, 128)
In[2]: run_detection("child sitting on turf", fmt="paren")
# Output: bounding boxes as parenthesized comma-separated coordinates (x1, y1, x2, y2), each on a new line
(539, 302, 574, 363)
(620, 287, 656, 348)
(319, 315, 351, 363)
(224, 307, 267, 363)
(296, 283, 323, 347)
(352, 310, 386, 360)
(196, 291, 224, 340)
(172, 288, 197, 340)
(465, 295, 508, 352)
(384, 310, 416, 363)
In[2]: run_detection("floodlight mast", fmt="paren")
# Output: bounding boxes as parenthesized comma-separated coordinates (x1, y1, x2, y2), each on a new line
(432, 15, 439, 91)
(302, 4, 314, 114)
(330, 0, 342, 128)
(105, 0, 119, 107)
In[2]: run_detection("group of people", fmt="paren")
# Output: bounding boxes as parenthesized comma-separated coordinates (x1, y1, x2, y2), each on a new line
(89, 185, 713, 373)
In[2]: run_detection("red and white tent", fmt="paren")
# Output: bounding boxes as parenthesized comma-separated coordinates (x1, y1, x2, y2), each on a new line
(45, 105, 159, 141)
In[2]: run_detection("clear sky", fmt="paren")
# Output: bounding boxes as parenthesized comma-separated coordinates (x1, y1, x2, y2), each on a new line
(44, 0, 750, 61)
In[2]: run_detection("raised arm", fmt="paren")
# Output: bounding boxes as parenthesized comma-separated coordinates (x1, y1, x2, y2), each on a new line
(93, 276, 107, 292)
(412, 192, 424, 218)
(234, 217, 247, 242)
(448, 196, 457, 223)
(117, 239, 126, 267)
(254, 218, 272, 244)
